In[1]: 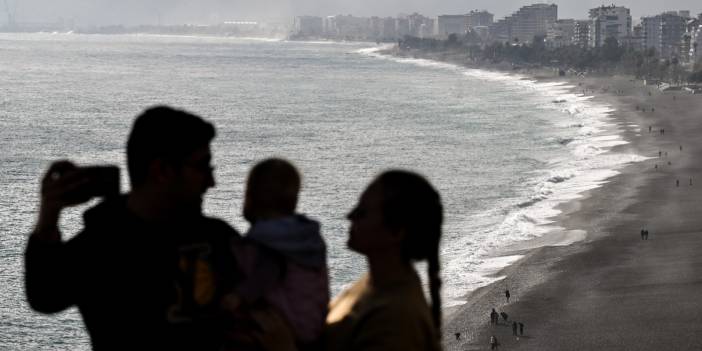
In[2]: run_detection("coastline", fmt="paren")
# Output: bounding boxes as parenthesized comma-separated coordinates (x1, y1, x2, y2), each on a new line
(379, 49, 702, 349)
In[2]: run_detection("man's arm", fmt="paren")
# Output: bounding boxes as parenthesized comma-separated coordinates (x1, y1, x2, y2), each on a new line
(25, 161, 90, 313)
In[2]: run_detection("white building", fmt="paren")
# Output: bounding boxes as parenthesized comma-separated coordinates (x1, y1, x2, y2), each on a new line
(573, 20, 591, 47)
(642, 11, 689, 59)
(490, 3, 557, 44)
(466, 10, 494, 28)
(546, 19, 575, 48)
(437, 15, 468, 37)
(293, 16, 323, 37)
(588, 5, 632, 47)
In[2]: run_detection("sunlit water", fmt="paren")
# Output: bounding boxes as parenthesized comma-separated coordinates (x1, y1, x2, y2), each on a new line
(0, 33, 645, 349)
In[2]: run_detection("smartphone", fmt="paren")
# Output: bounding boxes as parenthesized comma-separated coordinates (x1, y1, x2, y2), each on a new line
(77, 165, 121, 199)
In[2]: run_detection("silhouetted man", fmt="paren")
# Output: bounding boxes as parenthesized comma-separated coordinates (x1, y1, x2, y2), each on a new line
(25, 106, 241, 351)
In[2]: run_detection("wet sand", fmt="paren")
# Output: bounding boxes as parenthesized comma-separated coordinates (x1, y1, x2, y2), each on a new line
(442, 74, 702, 350)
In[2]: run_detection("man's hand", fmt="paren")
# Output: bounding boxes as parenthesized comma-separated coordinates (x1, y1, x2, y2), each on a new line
(32, 160, 91, 241)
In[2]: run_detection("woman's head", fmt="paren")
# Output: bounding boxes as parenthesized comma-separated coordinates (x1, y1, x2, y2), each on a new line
(348, 170, 442, 258)
(347, 170, 443, 329)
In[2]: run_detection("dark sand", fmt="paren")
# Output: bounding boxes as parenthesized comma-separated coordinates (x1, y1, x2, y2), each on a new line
(442, 75, 702, 350)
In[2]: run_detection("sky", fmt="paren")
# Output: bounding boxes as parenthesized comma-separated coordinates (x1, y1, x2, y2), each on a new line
(3, 0, 702, 26)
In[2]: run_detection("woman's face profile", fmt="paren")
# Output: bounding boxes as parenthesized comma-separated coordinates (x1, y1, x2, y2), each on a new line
(347, 182, 399, 254)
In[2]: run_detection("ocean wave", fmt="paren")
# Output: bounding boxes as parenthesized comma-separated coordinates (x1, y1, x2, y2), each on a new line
(557, 137, 574, 145)
(356, 48, 648, 306)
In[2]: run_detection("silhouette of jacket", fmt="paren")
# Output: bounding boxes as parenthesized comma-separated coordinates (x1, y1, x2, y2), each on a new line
(25, 196, 242, 351)
(234, 215, 329, 344)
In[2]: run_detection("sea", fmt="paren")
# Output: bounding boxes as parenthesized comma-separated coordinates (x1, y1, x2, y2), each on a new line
(0, 33, 646, 349)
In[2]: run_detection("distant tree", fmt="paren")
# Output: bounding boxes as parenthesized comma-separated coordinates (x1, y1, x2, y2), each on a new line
(602, 37, 623, 62)
(447, 33, 458, 45)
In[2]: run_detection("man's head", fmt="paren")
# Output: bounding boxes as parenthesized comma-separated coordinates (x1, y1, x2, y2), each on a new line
(127, 106, 216, 214)
(243, 158, 300, 223)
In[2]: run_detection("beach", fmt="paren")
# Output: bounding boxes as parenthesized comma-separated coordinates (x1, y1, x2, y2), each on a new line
(442, 73, 702, 350)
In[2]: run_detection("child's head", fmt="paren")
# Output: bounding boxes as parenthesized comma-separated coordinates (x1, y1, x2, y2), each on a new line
(243, 158, 301, 223)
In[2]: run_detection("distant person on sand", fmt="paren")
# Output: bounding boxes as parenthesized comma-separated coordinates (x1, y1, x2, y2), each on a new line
(641, 229, 645, 240)
(644, 230, 649, 240)
(325, 170, 443, 351)
(659, 151, 662, 157)
(505, 289, 511, 303)
(491, 308, 498, 325)
(519, 322, 524, 336)
(677, 179, 680, 187)
(500, 311, 509, 323)
(455, 332, 460, 340)
(512, 321, 518, 336)
(490, 335, 499, 350)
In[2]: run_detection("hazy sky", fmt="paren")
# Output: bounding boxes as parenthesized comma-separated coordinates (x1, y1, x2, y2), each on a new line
(4, 0, 702, 26)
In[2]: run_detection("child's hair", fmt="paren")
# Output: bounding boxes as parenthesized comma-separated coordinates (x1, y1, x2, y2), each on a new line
(244, 158, 301, 221)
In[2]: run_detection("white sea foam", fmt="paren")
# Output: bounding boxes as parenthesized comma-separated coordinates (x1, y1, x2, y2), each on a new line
(358, 46, 649, 306)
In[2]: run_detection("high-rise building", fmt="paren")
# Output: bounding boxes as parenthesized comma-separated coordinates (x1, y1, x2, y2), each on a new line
(546, 19, 575, 48)
(466, 10, 494, 29)
(642, 11, 689, 59)
(489, 18, 512, 42)
(588, 5, 632, 47)
(437, 15, 468, 37)
(490, 3, 557, 44)
(396, 17, 410, 38)
(293, 16, 323, 37)
(511, 3, 558, 43)
(687, 17, 701, 62)
(629, 24, 646, 51)
(573, 20, 590, 47)
(405, 13, 434, 38)
(381, 17, 397, 39)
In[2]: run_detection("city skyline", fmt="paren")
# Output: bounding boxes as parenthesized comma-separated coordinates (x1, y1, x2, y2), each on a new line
(3, 0, 702, 26)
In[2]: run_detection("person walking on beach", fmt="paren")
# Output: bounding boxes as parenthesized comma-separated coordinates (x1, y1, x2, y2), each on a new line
(455, 332, 461, 340)
(490, 335, 499, 350)
(519, 322, 524, 336)
(641, 229, 645, 240)
(505, 289, 510, 303)
(491, 308, 498, 325)
(677, 179, 680, 187)
(644, 230, 649, 240)
(512, 321, 518, 336)
(500, 311, 509, 323)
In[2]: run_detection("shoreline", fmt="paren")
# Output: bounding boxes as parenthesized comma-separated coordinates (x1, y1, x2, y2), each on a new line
(422, 51, 702, 349)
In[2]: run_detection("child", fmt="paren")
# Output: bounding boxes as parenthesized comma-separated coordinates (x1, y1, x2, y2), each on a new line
(229, 158, 329, 347)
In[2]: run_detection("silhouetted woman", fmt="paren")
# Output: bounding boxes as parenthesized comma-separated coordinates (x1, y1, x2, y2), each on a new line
(325, 170, 442, 350)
